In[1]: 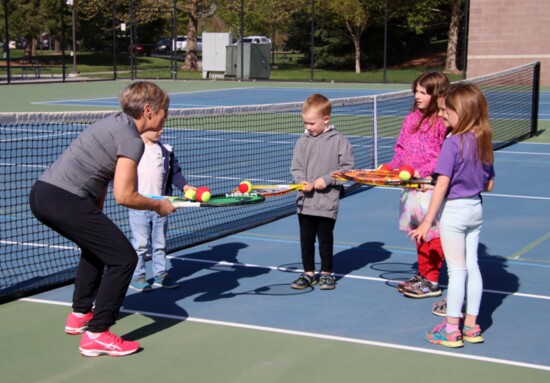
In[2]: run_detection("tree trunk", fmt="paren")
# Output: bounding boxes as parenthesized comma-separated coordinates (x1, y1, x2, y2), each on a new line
(354, 36, 361, 73)
(183, 1, 199, 71)
(445, 0, 463, 74)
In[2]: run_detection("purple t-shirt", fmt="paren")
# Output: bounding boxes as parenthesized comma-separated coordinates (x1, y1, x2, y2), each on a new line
(435, 132, 495, 200)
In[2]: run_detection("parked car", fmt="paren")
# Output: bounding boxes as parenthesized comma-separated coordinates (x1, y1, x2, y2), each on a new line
(236, 36, 272, 45)
(128, 43, 151, 56)
(155, 38, 171, 53)
(15, 37, 27, 49)
(173, 36, 202, 52)
(39, 34, 53, 49)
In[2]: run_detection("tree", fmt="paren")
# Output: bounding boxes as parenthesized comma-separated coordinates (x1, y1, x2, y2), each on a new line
(444, 0, 463, 73)
(182, 0, 213, 71)
(1, 0, 44, 58)
(325, 0, 382, 73)
(401, 0, 463, 73)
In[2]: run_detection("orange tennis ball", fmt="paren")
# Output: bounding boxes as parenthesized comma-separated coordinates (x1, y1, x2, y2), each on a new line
(377, 164, 392, 172)
(196, 186, 211, 202)
(238, 180, 253, 194)
(399, 165, 414, 181)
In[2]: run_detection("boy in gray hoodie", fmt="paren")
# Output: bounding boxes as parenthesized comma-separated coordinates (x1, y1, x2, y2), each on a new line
(290, 94, 354, 290)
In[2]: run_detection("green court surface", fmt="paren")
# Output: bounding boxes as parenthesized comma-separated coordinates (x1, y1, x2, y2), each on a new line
(1, 300, 548, 383)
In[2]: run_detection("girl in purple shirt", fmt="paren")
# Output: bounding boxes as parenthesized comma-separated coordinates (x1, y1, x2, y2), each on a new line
(409, 84, 495, 348)
(387, 71, 450, 299)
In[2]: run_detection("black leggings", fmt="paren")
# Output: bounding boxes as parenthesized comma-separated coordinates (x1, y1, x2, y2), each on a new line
(29, 181, 137, 333)
(298, 214, 336, 273)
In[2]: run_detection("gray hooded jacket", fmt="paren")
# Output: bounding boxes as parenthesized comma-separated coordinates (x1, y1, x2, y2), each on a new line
(290, 125, 354, 219)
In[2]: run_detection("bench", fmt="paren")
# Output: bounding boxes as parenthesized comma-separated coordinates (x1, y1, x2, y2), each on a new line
(0, 65, 54, 79)
(21, 65, 54, 78)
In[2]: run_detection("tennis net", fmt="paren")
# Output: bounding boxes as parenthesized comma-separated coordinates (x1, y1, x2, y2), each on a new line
(0, 62, 540, 302)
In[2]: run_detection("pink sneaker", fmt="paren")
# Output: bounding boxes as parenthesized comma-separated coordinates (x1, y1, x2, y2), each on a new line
(79, 330, 140, 357)
(65, 311, 94, 335)
(462, 324, 484, 343)
(425, 320, 464, 348)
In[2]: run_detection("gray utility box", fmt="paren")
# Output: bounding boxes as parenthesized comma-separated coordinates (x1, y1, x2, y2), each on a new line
(225, 43, 271, 80)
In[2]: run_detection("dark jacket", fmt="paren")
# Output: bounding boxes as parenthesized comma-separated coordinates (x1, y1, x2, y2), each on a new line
(158, 142, 187, 196)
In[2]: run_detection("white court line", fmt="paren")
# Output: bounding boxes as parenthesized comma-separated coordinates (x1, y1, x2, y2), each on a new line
(20, 297, 550, 372)
(483, 193, 550, 201)
(168, 257, 550, 301)
(496, 151, 550, 156)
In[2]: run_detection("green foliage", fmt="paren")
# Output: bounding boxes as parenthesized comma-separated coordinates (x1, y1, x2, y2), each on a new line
(0, 0, 460, 75)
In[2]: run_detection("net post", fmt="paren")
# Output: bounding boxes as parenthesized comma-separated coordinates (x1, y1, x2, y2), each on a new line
(372, 96, 378, 168)
(531, 62, 541, 137)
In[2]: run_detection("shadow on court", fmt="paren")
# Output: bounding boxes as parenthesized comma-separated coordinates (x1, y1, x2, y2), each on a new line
(334, 241, 392, 280)
(477, 243, 520, 331)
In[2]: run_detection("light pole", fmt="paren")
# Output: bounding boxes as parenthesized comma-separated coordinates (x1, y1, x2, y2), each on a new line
(66, 0, 78, 76)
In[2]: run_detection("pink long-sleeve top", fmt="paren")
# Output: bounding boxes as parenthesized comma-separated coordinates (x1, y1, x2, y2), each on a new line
(387, 110, 447, 178)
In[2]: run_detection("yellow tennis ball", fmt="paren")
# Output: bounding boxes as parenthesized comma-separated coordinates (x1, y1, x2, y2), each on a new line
(196, 186, 211, 202)
(184, 189, 196, 200)
(200, 191, 211, 202)
(399, 170, 412, 181)
(239, 180, 253, 193)
(398, 165, 414, 181)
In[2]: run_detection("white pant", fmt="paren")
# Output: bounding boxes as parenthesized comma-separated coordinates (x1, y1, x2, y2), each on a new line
(439, 197, 483, 318)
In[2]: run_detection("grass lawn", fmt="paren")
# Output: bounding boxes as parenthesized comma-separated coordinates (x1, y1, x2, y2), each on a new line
(2, 49, 464, 84)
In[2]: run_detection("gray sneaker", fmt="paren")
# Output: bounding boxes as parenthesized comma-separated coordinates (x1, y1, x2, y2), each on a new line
(153, 273, 179, 289)
(432, 298, 465, 317)
(397, 274, 422, 293)
(318, 274, 336, 290)
(291, 272, 317, 289)
(402, 276, 442, 298)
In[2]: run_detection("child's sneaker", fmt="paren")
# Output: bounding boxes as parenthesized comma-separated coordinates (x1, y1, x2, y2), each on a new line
(291, 272, 317, 289)
(403, 277, 442, 298)
(129, 277, 152, 292)
(65, 311, 93, 335)
(432, 298, 465, 318)
(397, 274, 422, 293)
(318, 274, 336, 290)
(425, 321, 464, 348)
(153, 272, 179, 289)
(462, 324, 484, 343)
(79, 330, 140, 357)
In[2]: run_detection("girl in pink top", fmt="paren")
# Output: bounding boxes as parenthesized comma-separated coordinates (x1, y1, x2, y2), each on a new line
(387, 71, 450, 299)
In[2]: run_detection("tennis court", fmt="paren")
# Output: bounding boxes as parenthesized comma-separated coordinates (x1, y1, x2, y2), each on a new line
(1, 66, 549, 382)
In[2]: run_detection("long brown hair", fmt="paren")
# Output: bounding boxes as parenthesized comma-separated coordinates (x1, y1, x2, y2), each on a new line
(444, 83, 494, 165)
(411, 71, 450, 131)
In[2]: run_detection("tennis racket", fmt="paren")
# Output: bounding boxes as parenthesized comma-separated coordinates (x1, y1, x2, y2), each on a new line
(232, 184, 305, 197)
(144, 194, 265, 207)
(332, 169, 434, 189)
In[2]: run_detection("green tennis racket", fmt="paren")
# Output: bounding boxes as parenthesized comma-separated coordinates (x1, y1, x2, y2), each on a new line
(144, 194, 265, 208)
(232, 184, 305, 197)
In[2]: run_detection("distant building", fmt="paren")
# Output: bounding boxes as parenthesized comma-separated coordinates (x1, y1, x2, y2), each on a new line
(467, 0, 550, 85)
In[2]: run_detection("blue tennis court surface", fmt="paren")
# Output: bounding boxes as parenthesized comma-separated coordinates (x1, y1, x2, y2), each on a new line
(34, 88, 394, 109)
(32, 87, 550, 123)
(27, 141, 550, 371)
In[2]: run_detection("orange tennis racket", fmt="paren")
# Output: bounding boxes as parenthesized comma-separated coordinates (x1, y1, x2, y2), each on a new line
(332, 169, 434, 189)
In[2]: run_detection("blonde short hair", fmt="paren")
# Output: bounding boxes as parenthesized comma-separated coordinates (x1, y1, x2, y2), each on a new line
(302, 93, 332, 117)
(119, 81, 170, 119)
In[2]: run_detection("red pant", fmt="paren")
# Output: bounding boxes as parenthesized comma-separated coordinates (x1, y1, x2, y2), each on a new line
(417, 237, 444, 282)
